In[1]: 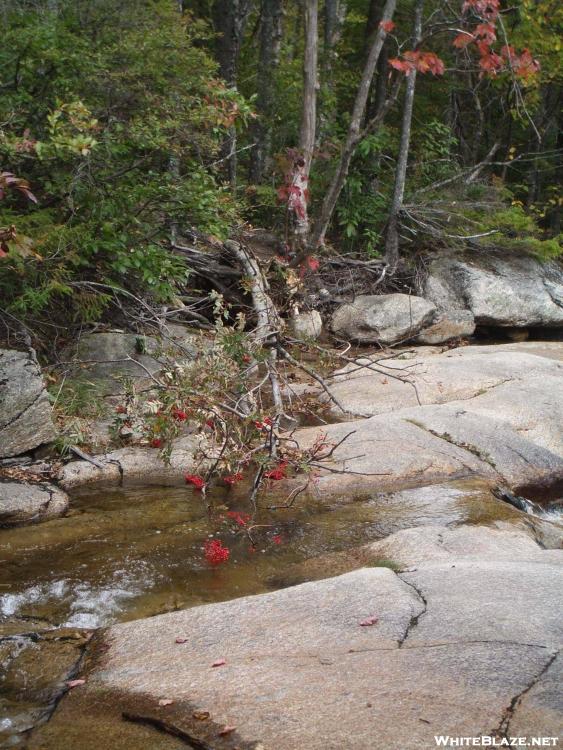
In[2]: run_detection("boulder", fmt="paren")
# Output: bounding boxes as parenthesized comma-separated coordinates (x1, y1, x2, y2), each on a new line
(416, 309, 475, 344)
(58, 435, 204, 489)
(331, 293, 435, 344)
(0, 481, 69, 526)
(423, 253, 563, 328)
(31, 533, 563, 750)
(60, 332, 163, 396)
(60, 329, 200, 396)
(289, 310, 323, 340)
(0, 349, 57, 458)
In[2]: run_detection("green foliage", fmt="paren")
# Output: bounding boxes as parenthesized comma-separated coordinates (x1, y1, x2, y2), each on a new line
(0, 0, 248, 326)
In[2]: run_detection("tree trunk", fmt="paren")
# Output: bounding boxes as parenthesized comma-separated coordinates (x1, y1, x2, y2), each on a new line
(319, 0, 346, 137)
(291, 0, 319, 250)
(383, 0, 424, 274)
(309, 0, 397, 251)
(299, 0, 318, 173)
(249, 0, 284, 183)
(212, 0, 254, 189)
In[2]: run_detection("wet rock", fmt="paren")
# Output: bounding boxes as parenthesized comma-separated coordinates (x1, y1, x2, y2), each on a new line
(0, 632, 85, 745)
(416, 309, 475, 344)
(58, 435, 204, 489)
(331, 293, 435, 344)
(35, 537, 563, 750)
(423, 253, 563, 328)
(0, 481, 69, 527)
(402, 403, 563, 488)
(0, 349, 57, 458)
(289, 310, 323, 340)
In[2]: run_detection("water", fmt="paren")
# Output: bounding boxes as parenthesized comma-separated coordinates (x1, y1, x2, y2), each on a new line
(1, 478, 561, 747)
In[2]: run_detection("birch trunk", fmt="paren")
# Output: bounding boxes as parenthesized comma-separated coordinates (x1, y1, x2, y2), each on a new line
(383, 0, 424, 274)
(291, 0, 319, 250)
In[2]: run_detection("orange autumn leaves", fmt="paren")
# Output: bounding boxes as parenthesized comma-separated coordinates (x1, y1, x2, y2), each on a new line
(454, 0, 539, 79)
(388, 0, 539, 81)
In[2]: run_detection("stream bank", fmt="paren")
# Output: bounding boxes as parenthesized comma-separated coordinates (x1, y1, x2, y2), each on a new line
(1, 341, 562, 748)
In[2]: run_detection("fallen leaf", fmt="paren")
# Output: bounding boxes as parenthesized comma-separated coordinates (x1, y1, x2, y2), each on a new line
(359, 616, 379, 627)
(66, 679, 86, 688)
(218, 725, 237, 736)
(175, 637, 188, 644)
(212, 659, 226, 668)
(193, 711, 210, 721)
(158, 699, 174, 707)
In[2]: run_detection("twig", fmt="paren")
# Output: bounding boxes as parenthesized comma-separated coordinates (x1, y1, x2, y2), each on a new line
(68, 445, 106, 469)
(277, 345, 347, 414)
(121, 713, 212, 749)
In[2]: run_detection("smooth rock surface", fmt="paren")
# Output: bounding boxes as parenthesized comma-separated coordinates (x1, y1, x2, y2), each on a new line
(331, 293, 436, 344)
(416, 309, 475, 344)
(292, 344, 563, 496)
(0, 481, 69, 526)
(0, 349, 57, 458)
(33, 532, 563, 750)
(423, 253, 563, 328)
(289, 310, 323, 340)
(323, 346, 563, 418)
(367, 523, 559, 566)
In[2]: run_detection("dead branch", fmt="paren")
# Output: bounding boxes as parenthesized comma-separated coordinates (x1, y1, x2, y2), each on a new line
(224, 239, 285, 417)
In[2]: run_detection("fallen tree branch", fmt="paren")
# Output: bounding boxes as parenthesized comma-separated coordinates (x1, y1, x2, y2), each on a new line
(122, 713, 212, 749)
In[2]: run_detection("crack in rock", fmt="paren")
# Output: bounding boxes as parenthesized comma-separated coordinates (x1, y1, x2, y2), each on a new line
(396, 576, 428, 647)
(492, 649, 560, 740)
(0, 388, 44, 433)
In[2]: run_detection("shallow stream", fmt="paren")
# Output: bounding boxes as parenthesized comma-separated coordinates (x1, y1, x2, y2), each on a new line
(1, 478, 561, 747)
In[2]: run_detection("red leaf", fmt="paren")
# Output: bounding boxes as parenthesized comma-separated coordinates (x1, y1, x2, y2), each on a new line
(205, 540, 230, 565)
(389, 57, 413, 73)
(175, 637, 188, 644)
(475, 22, 496, 44)
(453, 32, 474, 48)
(416, 52, 445, 76)
(67, 679, 86, 688)
(185, 474, 205, 491)
(379, 20, 395, 32)
(212, 659, 226, 668)
(218, 725, 237, 736)
(359, 616, 379, 627)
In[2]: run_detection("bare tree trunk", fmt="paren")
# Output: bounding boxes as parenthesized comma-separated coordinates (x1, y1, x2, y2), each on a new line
(249, 0, 284, 183)
(213, 0, 254, 189)
(299, 0, 319, 173)
(383, 0, 423, 274)
(319, 0, 346, 138)
(309, 0, 397, 251)
(290, 0, 319, 251)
